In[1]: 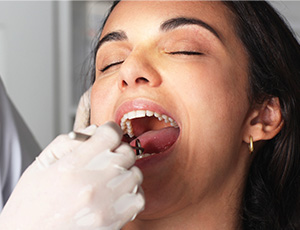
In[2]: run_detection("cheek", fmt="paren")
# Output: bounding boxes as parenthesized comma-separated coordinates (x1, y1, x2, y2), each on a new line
(185, 58, 248, 122)
(175, 59, 249, 154)
(90, 80, 117, 125)
(175, 65, 249, 189)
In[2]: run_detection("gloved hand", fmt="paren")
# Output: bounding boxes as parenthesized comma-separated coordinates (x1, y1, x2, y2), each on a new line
(0, 122, 144, 230)
(73, 88, 91, 131)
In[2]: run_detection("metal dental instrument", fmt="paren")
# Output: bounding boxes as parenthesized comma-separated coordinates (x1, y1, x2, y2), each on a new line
(68, 131, 144, 155)
(68, 131, 90, 141)
(134, 139, 144, 156)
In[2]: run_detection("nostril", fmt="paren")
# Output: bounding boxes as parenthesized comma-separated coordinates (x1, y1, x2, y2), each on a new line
(120, 76, 152, 89)
(122, 80, 128, 86)
(135, 77, 149, 84)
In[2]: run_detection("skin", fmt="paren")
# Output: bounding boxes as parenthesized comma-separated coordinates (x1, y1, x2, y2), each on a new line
(90, 1, 283, 229)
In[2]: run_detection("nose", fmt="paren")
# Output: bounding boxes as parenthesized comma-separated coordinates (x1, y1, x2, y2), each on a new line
(117, 50, 162, 91)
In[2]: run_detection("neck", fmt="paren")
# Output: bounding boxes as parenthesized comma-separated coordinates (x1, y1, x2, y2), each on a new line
(123, 148, 250, 230)
(123, 186, 243, 230)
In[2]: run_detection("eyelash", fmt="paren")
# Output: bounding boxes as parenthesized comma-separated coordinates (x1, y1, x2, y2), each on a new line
(99, 51, 202, 72)
(100, 61, 124, 72)
(168, 51, 203, 55)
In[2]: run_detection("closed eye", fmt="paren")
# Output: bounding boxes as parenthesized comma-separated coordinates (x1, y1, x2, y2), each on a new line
(168, 51, 203, 55)
(100, 60, 124, 72)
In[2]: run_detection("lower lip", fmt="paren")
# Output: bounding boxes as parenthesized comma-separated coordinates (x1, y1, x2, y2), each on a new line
(134, 143, 177, 169)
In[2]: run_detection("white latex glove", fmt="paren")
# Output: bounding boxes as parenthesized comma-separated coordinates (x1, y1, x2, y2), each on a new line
(0, 122, 144, 230)
(73, 88, 91, 131)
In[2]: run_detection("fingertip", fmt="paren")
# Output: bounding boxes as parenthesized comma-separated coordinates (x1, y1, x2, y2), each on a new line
(96, 122, 122, 140)
(135, 192, 146, 211)
(91, 122, 123, 150)
(102, 121, 123, 137)
(114, 143, 136, 166)
(130, 166, 143, 185)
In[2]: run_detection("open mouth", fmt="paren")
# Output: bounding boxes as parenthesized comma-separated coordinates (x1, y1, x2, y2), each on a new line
(119, 110, 180, 159)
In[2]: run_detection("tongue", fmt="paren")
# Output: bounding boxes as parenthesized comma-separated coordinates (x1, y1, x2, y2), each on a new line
(130, 127, 180, 154)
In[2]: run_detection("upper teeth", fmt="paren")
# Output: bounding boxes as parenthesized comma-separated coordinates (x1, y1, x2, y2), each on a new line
(120, 110, 179, 138)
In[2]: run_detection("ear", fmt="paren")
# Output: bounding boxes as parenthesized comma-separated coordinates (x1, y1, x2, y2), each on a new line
(242, 97, 284, 144)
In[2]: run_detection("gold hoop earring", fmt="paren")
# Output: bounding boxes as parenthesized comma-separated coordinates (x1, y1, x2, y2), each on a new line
(249, 136, 254, 154)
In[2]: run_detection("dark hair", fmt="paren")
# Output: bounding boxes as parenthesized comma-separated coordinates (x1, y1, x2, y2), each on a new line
(222, 2, 300, 229)
(88, 1, 300, 229)
(87, 0, 120, 85)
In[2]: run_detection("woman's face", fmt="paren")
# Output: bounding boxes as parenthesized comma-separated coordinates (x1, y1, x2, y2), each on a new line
(91, 0, 250, 220)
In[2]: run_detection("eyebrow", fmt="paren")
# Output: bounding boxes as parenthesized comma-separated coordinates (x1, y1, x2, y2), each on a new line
(96, 17, 221, 51)
(160, 17, 221, 41)
(96, 30, 128, 51)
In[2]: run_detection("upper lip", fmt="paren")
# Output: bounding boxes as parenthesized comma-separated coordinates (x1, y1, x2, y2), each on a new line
(114, 98, 178, 127)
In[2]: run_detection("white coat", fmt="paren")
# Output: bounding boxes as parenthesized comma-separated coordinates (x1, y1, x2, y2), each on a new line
(0, 77, 40, 210)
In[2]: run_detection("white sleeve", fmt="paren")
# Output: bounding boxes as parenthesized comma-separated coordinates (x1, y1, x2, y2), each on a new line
(0, 78, 41, 210)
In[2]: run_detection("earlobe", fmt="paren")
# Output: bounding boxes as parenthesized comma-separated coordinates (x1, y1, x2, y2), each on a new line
(243, 97, 284, 144)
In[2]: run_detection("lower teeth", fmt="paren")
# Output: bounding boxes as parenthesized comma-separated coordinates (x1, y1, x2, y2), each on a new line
(136, 153, 156, 160)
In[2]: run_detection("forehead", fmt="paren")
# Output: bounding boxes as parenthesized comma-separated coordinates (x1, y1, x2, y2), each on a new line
(101, 1, 235, 42)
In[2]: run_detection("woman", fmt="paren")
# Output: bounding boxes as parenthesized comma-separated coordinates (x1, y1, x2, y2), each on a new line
(87, 1, 300, 229)
(0, 1, 299, 229)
